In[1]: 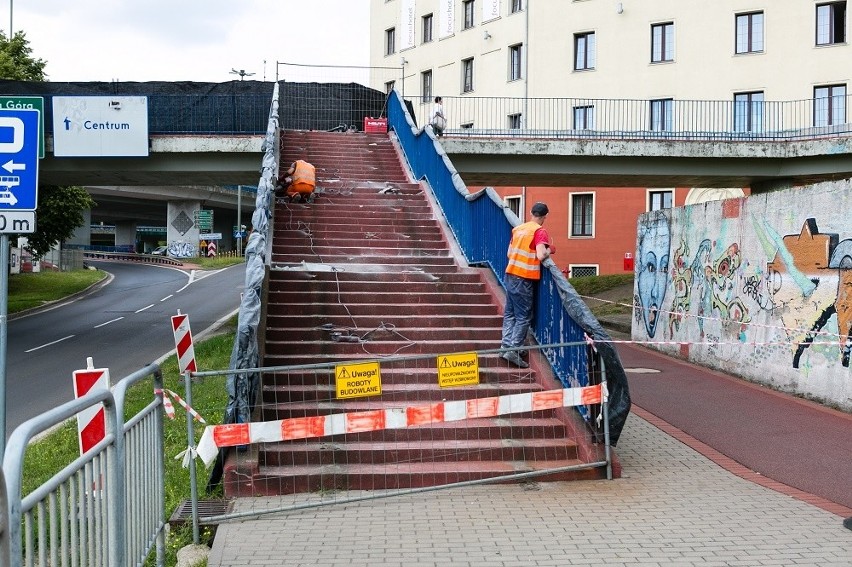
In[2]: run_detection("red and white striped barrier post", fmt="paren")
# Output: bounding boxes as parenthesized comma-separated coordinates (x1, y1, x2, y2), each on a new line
(72, 357, 111, 456)
(171, 310, 197, 374)
(170, 310, 200, 543)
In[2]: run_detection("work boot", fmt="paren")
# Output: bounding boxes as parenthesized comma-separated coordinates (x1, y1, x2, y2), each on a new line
(502, 351, 529, 368)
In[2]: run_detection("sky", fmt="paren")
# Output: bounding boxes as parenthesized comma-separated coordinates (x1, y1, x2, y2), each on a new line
(12, 0, 371, 83)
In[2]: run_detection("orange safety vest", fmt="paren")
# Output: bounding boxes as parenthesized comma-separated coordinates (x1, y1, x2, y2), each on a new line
(506, 221, 542, 280)
(289, 160, 316, 196)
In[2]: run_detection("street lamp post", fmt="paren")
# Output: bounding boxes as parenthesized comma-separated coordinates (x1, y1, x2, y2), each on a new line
(229, 68, 255, 81)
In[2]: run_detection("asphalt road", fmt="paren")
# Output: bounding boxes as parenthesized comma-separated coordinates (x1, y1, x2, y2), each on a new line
(4, 260, 246, 436)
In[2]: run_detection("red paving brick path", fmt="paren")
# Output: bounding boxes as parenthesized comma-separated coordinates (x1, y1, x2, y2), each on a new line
(615, 340, 852, 516)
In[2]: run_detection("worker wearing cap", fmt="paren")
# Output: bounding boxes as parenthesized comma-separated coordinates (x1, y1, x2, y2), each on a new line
(501, 202, 554, 368)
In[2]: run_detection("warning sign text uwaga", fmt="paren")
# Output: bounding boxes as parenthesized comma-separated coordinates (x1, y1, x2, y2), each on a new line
(437, 353, 479, 388)
(336, 362, 382, 399)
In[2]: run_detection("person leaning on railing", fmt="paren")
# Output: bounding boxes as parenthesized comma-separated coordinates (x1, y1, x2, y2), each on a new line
(500, 202, 555, 368)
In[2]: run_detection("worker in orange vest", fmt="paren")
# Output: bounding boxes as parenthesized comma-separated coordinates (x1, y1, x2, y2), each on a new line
(501, 202, 554, 368)
(277, 160, 316, 202)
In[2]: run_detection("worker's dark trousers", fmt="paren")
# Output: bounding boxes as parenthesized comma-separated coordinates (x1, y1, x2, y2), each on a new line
(501, 273, 534, 349)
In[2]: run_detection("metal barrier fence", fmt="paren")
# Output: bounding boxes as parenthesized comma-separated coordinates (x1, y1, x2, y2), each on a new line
(188, 342, 610, 525)
(276, 63, 401, 132)
(405, 94, 852, 141)
(1, 363, 167, 567)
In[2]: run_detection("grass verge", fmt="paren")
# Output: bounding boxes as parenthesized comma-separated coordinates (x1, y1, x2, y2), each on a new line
(9, 270, 107, 313)
(20, 320, 235, 565)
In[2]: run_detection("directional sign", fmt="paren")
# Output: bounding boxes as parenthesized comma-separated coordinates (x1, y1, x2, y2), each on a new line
(0, 108, 40, 212)
(0, 97, 44, 158)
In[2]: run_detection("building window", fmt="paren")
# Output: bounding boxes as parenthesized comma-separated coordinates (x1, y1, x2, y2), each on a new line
(570, 193, 594, 237)
(505, 195, 521, 217)
(568, 265, 598, 278)
(734, 91, 764, 132)
(509, 44, 523, 81)
(651, 22, 675, 62)
(511, 0, 524, 13)
(574, 32, 596, 70)
(650, 99, 673, 131)
(385, 80, 396, 95)
(385, 28, 396, 56)
(421, 70, 432, 103)
(463, 0, 475, 29)
(573, 105, 594, 129)
(508, 113, 522, 129)
(461, 122, 474, 129)
(462, 57, 474, 92)
(735, 12, 764, 53)
(816, 2, 846, 45)
(422, 13, 433, 43)
(814, 84, 847, 126)
(648, 190, 673, 211)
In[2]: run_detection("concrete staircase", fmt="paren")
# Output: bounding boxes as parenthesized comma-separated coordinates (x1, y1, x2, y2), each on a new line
(223, 129, 606, 496)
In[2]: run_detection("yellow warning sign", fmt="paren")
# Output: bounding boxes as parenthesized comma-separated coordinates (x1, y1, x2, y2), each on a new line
(335, 361, 382, 399)
(437, 352, 479, 388)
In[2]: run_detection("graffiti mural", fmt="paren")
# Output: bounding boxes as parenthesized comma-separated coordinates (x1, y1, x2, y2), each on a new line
(757, 218, 852, 368)
(634, 181, 852, 411)
(635, 212, 670, 338)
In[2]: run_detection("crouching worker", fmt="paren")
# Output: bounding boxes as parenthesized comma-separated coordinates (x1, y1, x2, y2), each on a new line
(276, 159, 316, 202)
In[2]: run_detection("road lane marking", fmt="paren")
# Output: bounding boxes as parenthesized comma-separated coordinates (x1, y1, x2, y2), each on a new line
(94, 317, 124, 328)
(25, 335, 75, 353)
(135, 304, 155, 313)
(160, 295, 173, 302)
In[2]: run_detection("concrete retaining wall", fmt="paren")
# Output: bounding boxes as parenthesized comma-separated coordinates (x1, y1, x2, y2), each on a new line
(633, 178, 852, 411)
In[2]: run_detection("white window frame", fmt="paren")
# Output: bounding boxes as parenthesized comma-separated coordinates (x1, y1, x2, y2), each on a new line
(462, 57, 475, 93)
(734, 91, 764, 132)
(422, 13, 434, 44)
(385, 27, 396, 56)
(574, 32, 596, 71)
(573, 104, 595, 129)
(651, 22, 675, 62)
(569, 192, 595, 238)
(509, 43, 523, 81)
(647, 189, 674, 211)
(508, 113, 522, 129)
(421, 70, 433, 103)
(463, 0, 476, 29)
(735, 11, 764, 54)
(504, 195, 522, 218)
(511, 0, 524, 14)
(650, 98, 673, 132)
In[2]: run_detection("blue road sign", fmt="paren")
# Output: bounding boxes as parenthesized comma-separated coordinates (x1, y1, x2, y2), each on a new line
(0, 108, 40, 211)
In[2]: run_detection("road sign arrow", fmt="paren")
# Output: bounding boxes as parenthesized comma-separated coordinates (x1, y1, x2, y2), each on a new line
(2, 159, 25, 174)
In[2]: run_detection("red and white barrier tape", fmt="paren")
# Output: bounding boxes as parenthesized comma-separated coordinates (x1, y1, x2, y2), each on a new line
(196, 383, 608, 467)
(155, 388, 207, 424)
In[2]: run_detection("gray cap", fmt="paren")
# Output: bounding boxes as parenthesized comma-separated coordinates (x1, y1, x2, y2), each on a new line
(531, 202, 549, 217)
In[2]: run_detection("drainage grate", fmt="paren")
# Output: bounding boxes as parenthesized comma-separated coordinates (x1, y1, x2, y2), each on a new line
(169, 499, 233, 526)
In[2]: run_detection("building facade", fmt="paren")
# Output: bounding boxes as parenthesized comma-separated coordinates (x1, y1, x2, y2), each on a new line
(370, 0, 848, 275)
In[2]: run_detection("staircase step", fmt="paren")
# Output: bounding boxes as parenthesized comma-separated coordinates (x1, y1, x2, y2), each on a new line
(245, 459, 595, 495)
(261, 437, 579, 466)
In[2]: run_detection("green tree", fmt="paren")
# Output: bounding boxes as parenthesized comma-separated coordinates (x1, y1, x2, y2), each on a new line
(24, 186, 95, 259)
(0, 31, 47, 81)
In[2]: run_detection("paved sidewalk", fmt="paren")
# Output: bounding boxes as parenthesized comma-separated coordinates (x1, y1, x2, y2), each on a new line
(207, 409, 852, 566)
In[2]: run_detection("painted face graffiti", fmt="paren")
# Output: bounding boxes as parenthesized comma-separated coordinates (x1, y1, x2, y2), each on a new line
(637, 214, 670, 337)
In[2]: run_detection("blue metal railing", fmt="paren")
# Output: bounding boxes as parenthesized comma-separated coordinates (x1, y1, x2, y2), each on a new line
(388, 90, 589, 387)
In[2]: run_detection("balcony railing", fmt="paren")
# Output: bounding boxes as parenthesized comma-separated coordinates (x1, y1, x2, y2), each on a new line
(410, 94, 852, 142)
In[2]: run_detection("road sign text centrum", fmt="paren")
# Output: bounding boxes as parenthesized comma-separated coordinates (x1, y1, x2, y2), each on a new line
(335, 361, 382, 399)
